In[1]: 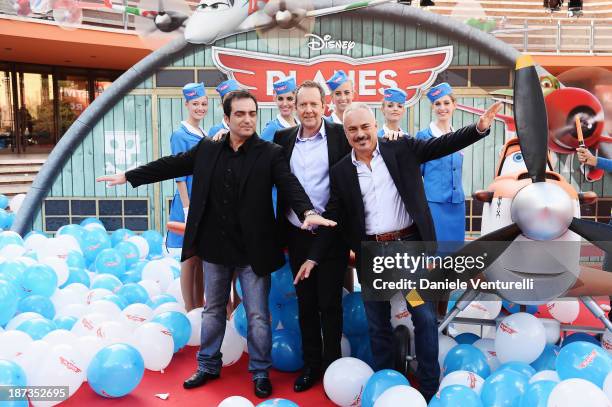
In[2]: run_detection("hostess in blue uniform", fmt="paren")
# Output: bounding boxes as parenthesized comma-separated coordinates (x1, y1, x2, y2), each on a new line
(260, 76, 299, 142)
(167, 82, 208, 248)
(377, 87, 407, 138)
(324, 70, 354, 125)
(208, 79, 240, 138)
(416, 82, 465, 243)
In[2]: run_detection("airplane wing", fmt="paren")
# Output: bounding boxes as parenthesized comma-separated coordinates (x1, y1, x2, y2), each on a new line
(305, 0, 396, 19)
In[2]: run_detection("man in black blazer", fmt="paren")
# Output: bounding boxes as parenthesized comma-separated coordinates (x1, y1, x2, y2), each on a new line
(295, 102, 501, 401)
(97, 90, 335, 399)
(273, 80, 352, 392)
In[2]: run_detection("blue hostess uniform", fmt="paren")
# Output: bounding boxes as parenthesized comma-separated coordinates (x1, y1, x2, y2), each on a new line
(416, 83, 465, 243)
(167, 83, 207, 249)
(324, 70, 348, 124)
(260, 76, 298, 142)
(207, 79, 240, 138)
(377, 87, 406, 137)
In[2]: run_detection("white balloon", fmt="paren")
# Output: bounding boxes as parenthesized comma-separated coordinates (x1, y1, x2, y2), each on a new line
(547, 299, 580, 324)
(142, 260, 174, 291)
(87, 300, 122, 318)
(221, 324, 243, 367)
(439, 370, 485, 395)
(530, 370, 560, 384)
(603, 372, 612, 402)
(374, 385, 427, 407)
(153, 302, 186, 316)
(71, 312, 110, 337)
(127, 236, 149, 259)
(0, 244, 26, 259)
(35, 237, 69, 261)
(217, 396, 255, 407)
(602, 330, 612, 355)
(24, 234, 48, 251)
(341, 334, 351, 357)
(13, 340, 52, 384)
(74, 335, 105, 374)
(95, 320, 129, 344)
(41, 256, 69, 287)
(159, 256, 181, 270)
(540, 318, 561, 345)
(438, 335, 458, 369)
(323, 357, 374, 406)
(56, 303, 88, 319)
(9, 194, 25, 213)
(390, 291, 411, 329)
(129, 322, 174, 371)
(165, 278, 185, 307)
(55, 234, 82, 254)
(42, 329, 77, 348)
(52, 284, 89, 312)
(86, 288, 114, 305)
(138, 279, 162, 299)
(547, 378, 611, 407)
(473, 338, 501, 372)
(0, 330, 33, 359)
(186, 307, 203, 346)
(29, 344, 85, 407)
(6, 312, 44, 330)
(494, 313, 546, 364)
(122, 303, 154, 331)
(453, 301, 496, 338)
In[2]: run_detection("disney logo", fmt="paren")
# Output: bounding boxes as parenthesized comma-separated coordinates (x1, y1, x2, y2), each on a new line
(305, 34, 356, 52)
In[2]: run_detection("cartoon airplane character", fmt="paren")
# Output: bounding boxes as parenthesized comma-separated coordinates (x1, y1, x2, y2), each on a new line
(184, 0, 415, 45)
(438, 54, 612, 334)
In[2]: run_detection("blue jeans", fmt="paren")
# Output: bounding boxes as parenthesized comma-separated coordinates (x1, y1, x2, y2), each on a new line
(197, 261, 272, 380)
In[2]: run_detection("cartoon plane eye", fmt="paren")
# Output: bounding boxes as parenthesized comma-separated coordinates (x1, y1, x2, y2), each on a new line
(197, 1, 230, 11)
(541, 78, 553, 88)
(512, 153, 523, 163)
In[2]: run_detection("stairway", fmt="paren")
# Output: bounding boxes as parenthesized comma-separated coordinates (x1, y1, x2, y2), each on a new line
(0, 154, 46, 197)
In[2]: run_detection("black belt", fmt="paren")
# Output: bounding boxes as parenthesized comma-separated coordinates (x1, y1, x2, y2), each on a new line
(366, 223, 418, 242)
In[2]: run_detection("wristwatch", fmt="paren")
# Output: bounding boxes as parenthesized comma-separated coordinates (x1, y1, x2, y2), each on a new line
(303, 209, 319, 218)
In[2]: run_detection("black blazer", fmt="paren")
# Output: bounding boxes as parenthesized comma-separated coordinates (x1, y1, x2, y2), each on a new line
(308, 124, 489, 273)
(125, 134, 314, 276)
(273, 120, 351, 246)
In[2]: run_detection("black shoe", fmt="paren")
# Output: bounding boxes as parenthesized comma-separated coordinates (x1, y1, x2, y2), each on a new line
(183, 371, 219, 389)
(254, 377, 272, 398)
(294, 368, 321, 392)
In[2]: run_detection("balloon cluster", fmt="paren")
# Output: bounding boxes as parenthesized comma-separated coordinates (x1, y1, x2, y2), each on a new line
(0, 194, 22, 231)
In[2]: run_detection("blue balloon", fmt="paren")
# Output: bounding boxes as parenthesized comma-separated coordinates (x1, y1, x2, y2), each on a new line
(362, 369, 410, 407)
(235, 278, 243, 299)
(87, 343, 144, 397)
(142, 230, 163, 257)
(556, 341, 612, 387)
(0, 359, 27, 407)
(455, 332, 480, 345)
(121, 270, 142, 284)
(54, 315, 78, 330)
(116, 283, 149, 306)
(101, 294, 128, 310)
(0, 194, 8, 210)
(57, 224, 86, 246)
(148, 294, 177, 309)
(438, 384, 483, 407)
(111, 228, 135, 247)
(0, 231, 23, 247)
(531, 344, 560, 372)
(498, 362, 536, 379)
(270, 263, 297, 305)
(279, 300, 300, 333)
(18, 295, 55, 319)
(348, 334, 374, 368)
(481, 369, 529, 407)
(16, 318, 56, 340)
(114, 241, 140, 269)
(562, 332, 600, 347)
(256, 399, 299, 407)
(82, 228, 111, 265)
(0, 260, 25, 293)
(233, 303, 248, 338)
(91, 274, 123, 292)
(65, 251, 87, 269)
(343, 292, 369, 336)
(502, 301, 538, 315)
(428, 396, 443, 407)
(0, 279, 18, 325)
(271, 329, 303, 372)
(61, 267, 91, 288)
(151, 311, 191, 352)
(94, 248, 126, 278)
(443, 344, 490, 378)
(80, 217, 105, 228)
(518, 380, 556, 407)
(170, 265, 180, 279)
(0, 209, 11, 230)
(21, 264, 57, 297)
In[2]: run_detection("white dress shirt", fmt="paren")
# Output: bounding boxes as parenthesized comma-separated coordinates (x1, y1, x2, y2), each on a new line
(351, 143, 412, 235)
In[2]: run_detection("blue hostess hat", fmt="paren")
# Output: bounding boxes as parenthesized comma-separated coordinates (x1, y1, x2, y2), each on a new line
(273, 76, 296, 95)
(427, 82, 453, 103)
(216, 79, 241, 99)
(383, 87, 407, 104)
(326, 70, 349, 91)
(183, 82, 206, 101)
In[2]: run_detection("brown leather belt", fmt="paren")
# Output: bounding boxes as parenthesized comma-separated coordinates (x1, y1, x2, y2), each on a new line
(366, 223, 418, 242)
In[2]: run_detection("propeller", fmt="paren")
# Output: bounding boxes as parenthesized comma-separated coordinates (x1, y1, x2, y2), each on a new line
(568, 218, 612, 253)
(133, 0, 190, 49)
(255, 0, 315, 52)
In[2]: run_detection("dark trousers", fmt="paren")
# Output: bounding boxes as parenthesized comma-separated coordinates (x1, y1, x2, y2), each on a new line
(287, 225, 349, 371)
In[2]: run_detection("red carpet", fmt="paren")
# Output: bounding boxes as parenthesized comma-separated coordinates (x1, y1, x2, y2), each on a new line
(64, 346, 334, 406)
